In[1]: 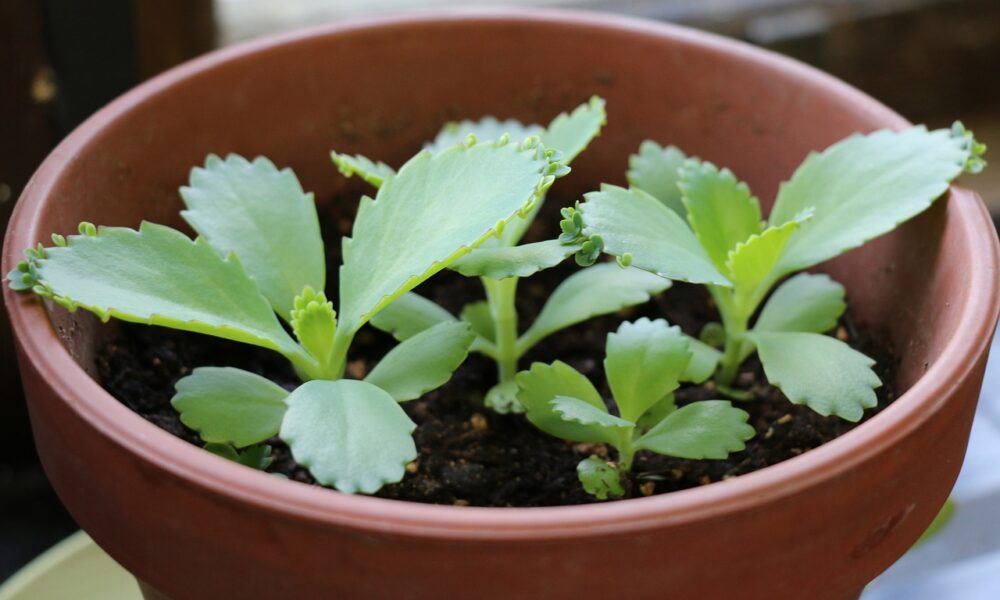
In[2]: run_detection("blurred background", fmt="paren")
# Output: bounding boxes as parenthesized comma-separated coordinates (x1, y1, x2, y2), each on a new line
(1, 0, 998, 596)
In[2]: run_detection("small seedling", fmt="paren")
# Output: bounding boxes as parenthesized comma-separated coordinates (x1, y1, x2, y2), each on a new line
(566, 123, 986, 421)
(336, 98, 677, 413)
(8, 137, 564, 493)
(516, 317, 755, 499)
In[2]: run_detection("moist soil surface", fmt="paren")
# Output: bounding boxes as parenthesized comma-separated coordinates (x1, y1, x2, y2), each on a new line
(96, 197, 899, 507)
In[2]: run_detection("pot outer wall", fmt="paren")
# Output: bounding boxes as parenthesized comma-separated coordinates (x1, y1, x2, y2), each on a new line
(4, 10, 999, 600)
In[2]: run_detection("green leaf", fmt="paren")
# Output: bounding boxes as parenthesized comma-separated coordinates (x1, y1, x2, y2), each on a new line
(330, 151, 395, 188)
(364, 322, 474, 402)
(770, 126, 978, 274)
(290, 286, 337, 369)
(484, 380, 524, 414)
(754, 273, 846, 334)
(338, 138, 557, 334)
(604, 318, 691, 423)
(551, 395, 633, 431)
(180, 154, 324, 321)
(634, 400, 754, 459)
(450, 240, 579, 279)
(426, 118, 542, 153)
(746, 331, 880, 421)
(518, 262, 671, 354)
(369, 292, 457, 342)
(459, 301, 495, 343)
(725, 217, 802, 292)
(683, 337, 722, 384)
(27, 222, 310, 368)
(626, 141, 688, 215)
(539, 95, 607, 163)
(280, 379, 417, 494)
(680, 160, 763, 272)
(204, 443, 240, 462)
(172, 367, 289, 447)
(515, 361, 616, 443)
(577, 456, 625, 500)
(579, 184, 731, 285)
(636, 394, 677, 432)
(237, 444, 275, 470)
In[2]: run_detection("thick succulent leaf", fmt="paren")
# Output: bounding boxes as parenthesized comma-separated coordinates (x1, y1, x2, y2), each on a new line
(518, 262, 671, 353)
(635, 400, 754, 459)
(770, 126, 977, 274)
(577, 456, 625, 500)
(28, 222, 308, 365)
(204, 443, 275, 471)
(369, 292, 456, 342)
(172, 367, 288, 448)
(580, 184, 731, 285)
(725, 218, 802, 292)
(280, 379, 416, 494)
(338, 139, 555, 334)
(485, 380, 524, 414)
(679, 160, 763, 272)
(515, 361, 615, 443)
(747, 331, 880, 422)
(364, 322, 475, 402)
(551, 395, 633, 430)
(754, 273, 846, 334)
(450, 240, 579, 280)
(180, 154, 324, 321)
(330, 151, 395, 188)
(290, 287, 337, 369)
(459, 301, 495, 343)
(540, 95, 607, 163)
(626, 141, 688, 215)
(426, 117, 542, 153)
(683, 337, 722, 383)
(604, 318, 691, 423)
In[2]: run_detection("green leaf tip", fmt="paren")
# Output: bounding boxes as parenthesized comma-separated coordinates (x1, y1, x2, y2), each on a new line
(952, 121, 987, 174)
(290, 286, 337, 368)
(330, 151, 396, 188)
(559, 203, 586, 244)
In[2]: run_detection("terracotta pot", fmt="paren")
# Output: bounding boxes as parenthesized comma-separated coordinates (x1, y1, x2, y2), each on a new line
(4, 9, 998, 600)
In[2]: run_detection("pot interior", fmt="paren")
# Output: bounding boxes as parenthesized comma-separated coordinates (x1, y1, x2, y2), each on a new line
(32, 15, 967, 402)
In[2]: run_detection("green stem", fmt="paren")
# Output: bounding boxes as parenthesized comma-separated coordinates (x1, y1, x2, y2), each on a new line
(323, 327, 354, 380)
(711, 285, 750, 387)
(483, 276, 519, 382)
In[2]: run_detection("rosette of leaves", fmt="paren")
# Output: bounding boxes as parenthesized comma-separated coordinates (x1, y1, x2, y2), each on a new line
(516, 318, 755, 499)
(8, 135, 564, 493)
(334, 97, 677, 413)
(566, 123, 986, 422)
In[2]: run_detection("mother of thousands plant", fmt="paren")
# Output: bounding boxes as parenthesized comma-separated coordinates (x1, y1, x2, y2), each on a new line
(332, 98, 712, 413)
(8, 135, 564, 493)
(564, 123, 986, 422)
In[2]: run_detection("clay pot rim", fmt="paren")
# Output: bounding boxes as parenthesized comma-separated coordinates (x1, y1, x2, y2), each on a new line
(4, 7, 999, 541)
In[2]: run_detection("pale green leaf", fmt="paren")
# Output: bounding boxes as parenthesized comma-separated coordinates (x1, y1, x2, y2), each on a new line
(604, 318, 691, 422)
(29, 222, 309, 367)
(747, 331, 880, 421)
(484, 380, 524, 414)
(180, 154, 324, 321)
(579, 184, 731, 285)
(539, 95, 607, 163)
(515, 361, 615, 443)
(459, 301, 495, 343)
(330, 151, 395, 188)
(577, 456, 625, 500)
(771, 127, 977, 274)
(450, 240, 579, 279)
(725, 218, 802, 292)
(280, 379, 416, 494)
(364, 322, 474, 402)
(551, 395, 633, 430)
(680, 160, 763, 272)
(426, 118, 542, 153)
(755, 273, 846, 334)
(173, 367, 288, 447)
(635, 400, 754, 459)
(290, 286, 337, 369)
(369, 292, 456, 342)
(338, 139, 555, 334)
(683, 337, 722, 383)
(517, 262, 671, 354)
(626, 141, 688, 215)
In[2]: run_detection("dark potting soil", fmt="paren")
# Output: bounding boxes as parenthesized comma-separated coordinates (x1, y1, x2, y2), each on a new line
(96, 197, 899, 507)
